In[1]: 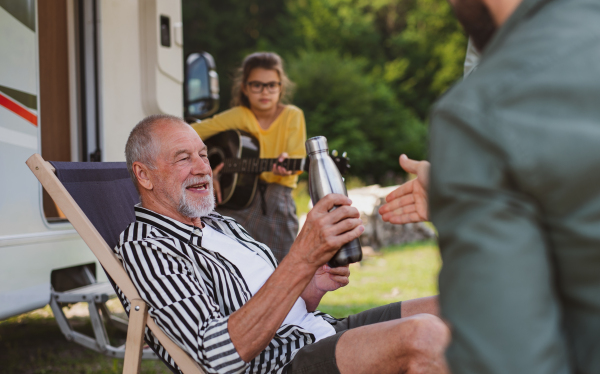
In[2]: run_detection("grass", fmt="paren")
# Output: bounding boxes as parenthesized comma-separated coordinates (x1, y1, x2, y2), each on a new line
(0, 241, 440, 373)
(318, 240, 440, 317)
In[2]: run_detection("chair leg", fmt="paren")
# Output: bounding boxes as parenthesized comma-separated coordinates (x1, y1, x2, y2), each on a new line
(123, 299, 148, 374)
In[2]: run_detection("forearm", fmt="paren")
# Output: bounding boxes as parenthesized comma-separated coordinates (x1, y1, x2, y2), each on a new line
(228, 253, 317, 362)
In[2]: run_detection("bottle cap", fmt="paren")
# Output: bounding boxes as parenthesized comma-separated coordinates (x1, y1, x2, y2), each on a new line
(305, 136, 329, 155)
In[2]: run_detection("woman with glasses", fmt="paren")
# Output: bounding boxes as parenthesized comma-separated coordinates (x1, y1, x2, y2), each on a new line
(193, 52, 306, 263)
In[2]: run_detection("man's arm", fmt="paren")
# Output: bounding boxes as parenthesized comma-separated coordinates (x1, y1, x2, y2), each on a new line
(228, 194, 363, 362)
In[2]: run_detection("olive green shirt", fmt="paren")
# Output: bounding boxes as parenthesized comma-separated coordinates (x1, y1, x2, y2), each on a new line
(429, 0, 600, 373)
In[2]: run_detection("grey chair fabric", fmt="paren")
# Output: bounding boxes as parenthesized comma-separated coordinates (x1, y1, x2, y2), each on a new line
(50, 161, 139, 250)
(49, 161, 180, 374)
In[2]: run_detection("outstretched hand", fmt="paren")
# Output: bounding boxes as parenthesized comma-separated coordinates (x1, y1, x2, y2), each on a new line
(379, 154, 430, 224)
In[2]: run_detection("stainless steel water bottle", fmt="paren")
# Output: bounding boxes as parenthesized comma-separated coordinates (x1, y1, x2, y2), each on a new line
(306, 136, 362, 267)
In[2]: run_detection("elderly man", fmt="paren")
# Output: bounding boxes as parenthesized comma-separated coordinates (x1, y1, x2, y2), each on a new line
(117, 114, 448, 374)
(381, 0, 600, 373)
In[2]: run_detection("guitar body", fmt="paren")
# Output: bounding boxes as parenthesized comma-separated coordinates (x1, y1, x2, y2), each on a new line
(204, 130, 260, 210)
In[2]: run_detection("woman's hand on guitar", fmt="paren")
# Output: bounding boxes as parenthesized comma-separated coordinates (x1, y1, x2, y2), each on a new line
(212, 163, 224, 204)
(272, 152, 293, 176)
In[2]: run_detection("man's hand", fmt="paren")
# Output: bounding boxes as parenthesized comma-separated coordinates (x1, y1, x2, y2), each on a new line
(313, 264, 350, 292)
(211, 163, 224, 204)
(272, 152, 293, 176)
(288, 194, 364, 268)
(301, 264, 350, 311)
(379, 154, 430, 224)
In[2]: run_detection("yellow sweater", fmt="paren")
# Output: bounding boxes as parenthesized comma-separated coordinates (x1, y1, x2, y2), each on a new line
(192, 105, 307, 188)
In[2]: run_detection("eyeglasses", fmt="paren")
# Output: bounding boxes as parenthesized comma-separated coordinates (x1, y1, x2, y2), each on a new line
(246, 81, 281, 93)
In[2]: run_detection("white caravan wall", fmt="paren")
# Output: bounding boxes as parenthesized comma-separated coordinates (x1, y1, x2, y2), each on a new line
(0, 0, 92, 320)
(99, 0, 183, 162)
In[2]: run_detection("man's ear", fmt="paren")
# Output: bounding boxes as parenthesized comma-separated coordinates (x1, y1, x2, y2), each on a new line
(133, 162, 153, 191)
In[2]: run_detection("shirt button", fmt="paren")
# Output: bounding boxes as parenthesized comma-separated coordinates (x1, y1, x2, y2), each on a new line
(194, 228, 201, 235)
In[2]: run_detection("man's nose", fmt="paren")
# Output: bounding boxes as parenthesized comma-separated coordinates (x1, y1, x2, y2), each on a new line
(191, 154, 211, 176)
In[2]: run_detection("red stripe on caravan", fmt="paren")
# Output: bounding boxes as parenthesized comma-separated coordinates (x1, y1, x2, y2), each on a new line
(0, 91, 38, 126)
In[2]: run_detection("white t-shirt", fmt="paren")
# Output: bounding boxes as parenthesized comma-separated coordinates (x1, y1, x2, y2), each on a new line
(201, 225, 336, 342)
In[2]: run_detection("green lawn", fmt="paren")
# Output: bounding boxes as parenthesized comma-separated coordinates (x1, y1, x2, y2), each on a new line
(0, 241, 440, 373)
(319, 241, 440, 317)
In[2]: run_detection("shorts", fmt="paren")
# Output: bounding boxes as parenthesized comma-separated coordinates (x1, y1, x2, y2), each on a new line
(282, 301, 403, 374)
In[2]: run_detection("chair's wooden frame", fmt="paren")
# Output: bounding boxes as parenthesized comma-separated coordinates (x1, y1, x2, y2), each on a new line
(27, 154, 205, 374)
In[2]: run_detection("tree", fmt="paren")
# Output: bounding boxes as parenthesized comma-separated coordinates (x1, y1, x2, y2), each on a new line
(183, 0, 292, 107)
(182, 0, 466, 182)
(288, 51, 427, 182)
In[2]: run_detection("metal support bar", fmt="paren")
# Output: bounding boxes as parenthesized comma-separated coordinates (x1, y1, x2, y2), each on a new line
(88, 301, 111, 351)
(100, 302, 129, 332)
(49, 284, 157, 360)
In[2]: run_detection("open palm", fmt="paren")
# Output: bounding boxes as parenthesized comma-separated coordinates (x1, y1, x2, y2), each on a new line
(379, 155, 430, 224)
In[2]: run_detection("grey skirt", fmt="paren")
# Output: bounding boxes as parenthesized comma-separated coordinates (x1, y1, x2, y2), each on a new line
(216, 182, 299, 263)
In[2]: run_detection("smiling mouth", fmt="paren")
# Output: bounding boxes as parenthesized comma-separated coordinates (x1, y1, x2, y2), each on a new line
(186, 183, 209, 191)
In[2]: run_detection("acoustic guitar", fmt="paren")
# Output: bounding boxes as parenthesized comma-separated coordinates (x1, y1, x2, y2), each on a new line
(204, 129, 350, 210)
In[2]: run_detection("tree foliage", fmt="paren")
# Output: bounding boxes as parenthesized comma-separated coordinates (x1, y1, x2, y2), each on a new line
(183, 0, 467, 183)
(288, 51, 427, 181)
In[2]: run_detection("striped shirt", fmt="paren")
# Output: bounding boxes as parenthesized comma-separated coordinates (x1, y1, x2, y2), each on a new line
(113, 205, 337, 374)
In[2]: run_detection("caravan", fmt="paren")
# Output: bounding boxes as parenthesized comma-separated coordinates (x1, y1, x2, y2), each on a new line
(0, 0, 218, 352)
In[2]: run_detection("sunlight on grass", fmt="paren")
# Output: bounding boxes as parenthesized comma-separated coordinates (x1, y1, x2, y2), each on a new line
(318, 241, 441, 318)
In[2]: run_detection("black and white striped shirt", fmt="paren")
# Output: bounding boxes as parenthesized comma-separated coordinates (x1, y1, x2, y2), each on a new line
(113, 205, 337, 374)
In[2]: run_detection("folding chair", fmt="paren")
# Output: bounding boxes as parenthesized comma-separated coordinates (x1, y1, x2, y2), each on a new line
(27, 154, 205, 374)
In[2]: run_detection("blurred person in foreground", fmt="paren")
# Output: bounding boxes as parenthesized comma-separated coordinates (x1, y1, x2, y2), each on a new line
(380, 0, 600, 373)
(120, 115, 449, 374)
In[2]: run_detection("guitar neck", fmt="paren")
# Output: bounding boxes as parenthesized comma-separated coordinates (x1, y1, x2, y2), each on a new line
(222, 157, 307, 174)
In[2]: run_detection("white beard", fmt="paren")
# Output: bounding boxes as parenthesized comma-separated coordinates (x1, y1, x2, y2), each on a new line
(177, 176, 215, 218)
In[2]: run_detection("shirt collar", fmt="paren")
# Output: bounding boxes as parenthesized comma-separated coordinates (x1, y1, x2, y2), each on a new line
(134, 204, 226, 244)
(482, 0, 554, 57)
